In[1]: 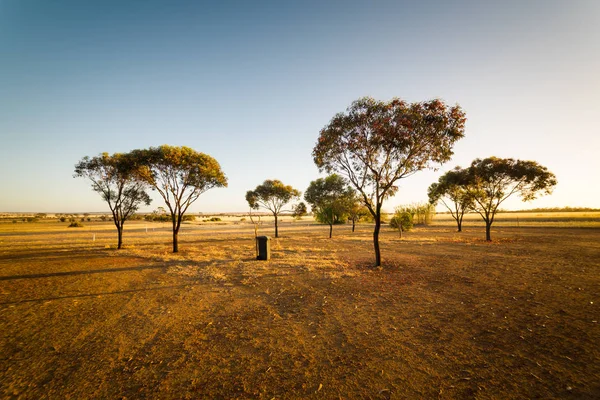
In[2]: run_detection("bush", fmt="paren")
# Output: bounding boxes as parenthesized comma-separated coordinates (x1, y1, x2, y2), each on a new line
(68, 221, 84, 228)
(390, 211, 413, 232)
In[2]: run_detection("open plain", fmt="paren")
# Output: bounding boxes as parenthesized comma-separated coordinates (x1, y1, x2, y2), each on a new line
(1, 214, 599, 399)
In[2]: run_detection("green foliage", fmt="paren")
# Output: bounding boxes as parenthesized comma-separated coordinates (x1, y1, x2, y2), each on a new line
(389, 209, 413, 234)
(304, 174, 356, 237)
(132, 145, 228, 252)
(145, 209, 171, 222)
(246, 179, 301, 237)
(292, 202, 308, 219)
(428, 167, 473, 232)
(74, 152, 152, 249)
(411, 202, 435, 225)
(458, 157, 557, 241)
(68, 221, 84, 228)
(313, 97, 466, 265)
(246, 180, 300, 212)
(60, 217, 67, 222)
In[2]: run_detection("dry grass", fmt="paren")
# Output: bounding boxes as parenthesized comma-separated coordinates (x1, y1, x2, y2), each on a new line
(0, 214, 599, 398)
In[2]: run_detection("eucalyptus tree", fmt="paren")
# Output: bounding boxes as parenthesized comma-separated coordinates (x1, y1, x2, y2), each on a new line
(463, 157, 557, 241)
(304, 174, 356, 238)
(246, 180, 300, 238)
(74, 152, 151, 249)
(428, 167, 473, 232)
(348, 201, 371, 233)
(292, 202, 308, 219)
(313, 97, 466, 266)
(132, 145, 228, 252)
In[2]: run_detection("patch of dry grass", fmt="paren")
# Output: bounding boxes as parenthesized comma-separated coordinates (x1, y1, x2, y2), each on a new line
(0, 218, 599, 398)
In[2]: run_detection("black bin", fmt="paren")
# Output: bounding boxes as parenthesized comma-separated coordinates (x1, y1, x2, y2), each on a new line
(256, 236, 271, 260)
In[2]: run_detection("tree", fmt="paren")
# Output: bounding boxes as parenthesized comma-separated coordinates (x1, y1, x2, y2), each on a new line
(390, 207, 413, 238)
(313, 97, 466, 266)
(74, 152, 151, 249)
(463, 157, 557, 241)
(292, 202, 308, 219)
(347, 201, 371, 232)
(428, 167, 473, 232)
(133, 145, 227, 252)
(304, 174, 356, 238)
(246, 180, 300, 238)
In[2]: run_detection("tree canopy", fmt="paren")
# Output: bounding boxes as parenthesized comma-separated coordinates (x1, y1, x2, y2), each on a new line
(74, 152, 151, 249)
(246, 179, 300, 238)
(428, 167, 473, 232)
(304, 174, 356, 238)
(133, 145, 228, 252)
(313, 97, 466, 265)
(462, 157, 557, 241)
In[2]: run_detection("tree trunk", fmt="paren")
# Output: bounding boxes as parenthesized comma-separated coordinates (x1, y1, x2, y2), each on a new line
(173, 229, 179, 252)
(352, 219, 356, 232)
(373, 212, 382, 267)
(329, 223, 333, 239)
(457, 219, 462, 232)
(485, 221, 492, 241)
(117, 224, 123, 249)
(274, 214, 279, 238)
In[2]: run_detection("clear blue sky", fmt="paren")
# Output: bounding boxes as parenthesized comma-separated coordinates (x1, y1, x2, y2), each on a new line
(1, 0, 599, 213)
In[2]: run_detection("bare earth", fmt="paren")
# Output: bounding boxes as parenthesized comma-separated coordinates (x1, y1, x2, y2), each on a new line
(0, 219, 599, 399)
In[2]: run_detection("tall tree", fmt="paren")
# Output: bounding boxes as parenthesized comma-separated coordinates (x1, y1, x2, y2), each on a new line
(305, 174, 356, 238)
(463, 157, 557, 241)
(313, 97, 466, 266)
(428, 167, 473, 232)
(246, 179, 300, 238)
(74, 152, 151, 249)
(133, 145, 227, 252)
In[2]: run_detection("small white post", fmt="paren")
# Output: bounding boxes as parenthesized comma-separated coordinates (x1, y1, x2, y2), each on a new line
(92, 233, 96, 242)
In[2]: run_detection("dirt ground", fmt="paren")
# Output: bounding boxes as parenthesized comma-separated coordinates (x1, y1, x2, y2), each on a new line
(0, 220, 599, 399)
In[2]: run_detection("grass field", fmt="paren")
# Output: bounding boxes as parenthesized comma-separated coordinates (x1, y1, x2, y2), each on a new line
(0, 213, 599, 398)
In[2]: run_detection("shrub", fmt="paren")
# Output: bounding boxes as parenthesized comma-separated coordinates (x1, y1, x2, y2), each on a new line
(68, 221, 84, 228)
(390, 211, 413, 232)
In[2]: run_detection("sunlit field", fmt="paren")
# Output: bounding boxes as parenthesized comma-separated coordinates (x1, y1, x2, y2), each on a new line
(1, 213, 599, 398)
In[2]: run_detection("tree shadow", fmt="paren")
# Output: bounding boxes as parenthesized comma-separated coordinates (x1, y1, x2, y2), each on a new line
(0, 264, 167, 281)
(0, 283, 201, 305)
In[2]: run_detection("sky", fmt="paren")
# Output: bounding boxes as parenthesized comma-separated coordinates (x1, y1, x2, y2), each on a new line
(1, 0, 599, 213)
